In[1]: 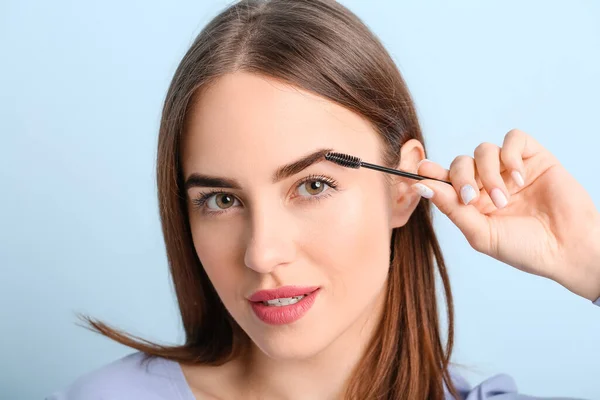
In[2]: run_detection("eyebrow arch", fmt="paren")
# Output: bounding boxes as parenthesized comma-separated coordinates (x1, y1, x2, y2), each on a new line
(184, 147, 334, 191)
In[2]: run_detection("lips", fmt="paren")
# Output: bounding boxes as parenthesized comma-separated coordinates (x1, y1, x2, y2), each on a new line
(248, 286, 319, 302)
(248, 286, 321, 325)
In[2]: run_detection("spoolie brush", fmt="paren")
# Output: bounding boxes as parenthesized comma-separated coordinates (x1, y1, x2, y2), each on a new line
(324, 152, 452, 185)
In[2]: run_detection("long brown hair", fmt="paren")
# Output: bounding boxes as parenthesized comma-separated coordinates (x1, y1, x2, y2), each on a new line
(81, 0, 457, 398)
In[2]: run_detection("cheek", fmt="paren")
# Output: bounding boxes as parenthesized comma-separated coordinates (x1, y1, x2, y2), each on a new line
(190, 223, 243, 301)
(302, 185, 391, 295)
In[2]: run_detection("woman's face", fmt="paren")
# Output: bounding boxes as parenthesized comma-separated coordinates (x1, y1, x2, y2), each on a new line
(182, 72, 420, 360)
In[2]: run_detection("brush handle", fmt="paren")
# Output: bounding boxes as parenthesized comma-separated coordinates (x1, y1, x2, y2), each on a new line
(360, 161, 452, 185)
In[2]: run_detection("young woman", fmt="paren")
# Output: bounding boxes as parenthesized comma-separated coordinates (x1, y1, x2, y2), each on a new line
(46, 1, 600, 399)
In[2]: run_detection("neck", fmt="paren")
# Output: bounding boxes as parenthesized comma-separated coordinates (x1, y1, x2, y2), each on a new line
(238, 284, 388, 400)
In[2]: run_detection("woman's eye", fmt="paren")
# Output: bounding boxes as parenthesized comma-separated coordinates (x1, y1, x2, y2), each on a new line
(206, 193, 239, 210)
(297, 179, 330, 197)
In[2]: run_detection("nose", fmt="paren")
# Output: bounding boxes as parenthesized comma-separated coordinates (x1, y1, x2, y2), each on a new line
(243, 204, 296, 274)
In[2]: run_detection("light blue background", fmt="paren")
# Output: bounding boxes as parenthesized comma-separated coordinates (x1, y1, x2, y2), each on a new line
(2, 1, 599, 399)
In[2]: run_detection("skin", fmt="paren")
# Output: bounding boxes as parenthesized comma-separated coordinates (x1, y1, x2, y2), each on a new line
(180, 72, 600, 399)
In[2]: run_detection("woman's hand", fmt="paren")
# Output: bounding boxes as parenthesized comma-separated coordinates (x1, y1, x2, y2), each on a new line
(412, 129, 600, 301)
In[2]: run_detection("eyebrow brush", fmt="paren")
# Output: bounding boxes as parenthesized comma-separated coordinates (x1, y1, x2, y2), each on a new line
(324, 152, 452, 185)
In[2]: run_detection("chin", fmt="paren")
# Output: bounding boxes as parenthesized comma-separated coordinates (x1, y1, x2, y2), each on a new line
(249, 326, 335, 361)
(236, 303, 338, 360)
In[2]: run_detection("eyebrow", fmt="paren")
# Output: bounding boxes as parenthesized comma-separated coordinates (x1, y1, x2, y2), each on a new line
(184, 147, 334, 191)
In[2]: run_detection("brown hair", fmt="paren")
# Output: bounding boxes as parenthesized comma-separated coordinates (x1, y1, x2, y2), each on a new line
(82, 0, 457, 398)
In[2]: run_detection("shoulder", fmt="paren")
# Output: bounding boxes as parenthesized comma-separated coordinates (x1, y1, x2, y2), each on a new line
(448, 369, 520, 400)
(448, 367, 584, 400)
(45, 352, 189, 400)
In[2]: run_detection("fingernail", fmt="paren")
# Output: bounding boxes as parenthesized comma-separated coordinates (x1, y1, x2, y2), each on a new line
(412, 183, 434, 199)
(511, 170, 525, 187)
(460, 184, 477, 205)
(490, 188, 508, 209)
(416, 159, 431, 171)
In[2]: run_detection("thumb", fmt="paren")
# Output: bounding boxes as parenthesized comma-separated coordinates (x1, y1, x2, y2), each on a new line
(412, 179, 491, 252)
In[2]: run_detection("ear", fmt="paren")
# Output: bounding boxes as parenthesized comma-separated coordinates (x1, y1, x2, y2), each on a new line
(388, 139, 426, 229)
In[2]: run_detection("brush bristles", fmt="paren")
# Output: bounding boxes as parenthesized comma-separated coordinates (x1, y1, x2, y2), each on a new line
(324, 152, 361, 169)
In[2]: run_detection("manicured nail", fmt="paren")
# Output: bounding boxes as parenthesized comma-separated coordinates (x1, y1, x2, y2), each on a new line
(511, 170, 525, 187)
(416, 159, 431, 171)
(412, 183, 434, 199)
(460, 184, 477, 205)
(490, 188, 508, 209)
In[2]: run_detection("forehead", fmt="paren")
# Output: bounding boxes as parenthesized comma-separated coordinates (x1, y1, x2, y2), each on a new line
(181, 72, 380, 179)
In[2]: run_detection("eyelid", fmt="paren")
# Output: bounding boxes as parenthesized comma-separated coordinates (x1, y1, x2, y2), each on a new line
(192, 173, 339, 215)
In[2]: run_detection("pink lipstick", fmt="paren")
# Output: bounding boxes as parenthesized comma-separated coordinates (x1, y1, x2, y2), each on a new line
(248, 286, 320, 325)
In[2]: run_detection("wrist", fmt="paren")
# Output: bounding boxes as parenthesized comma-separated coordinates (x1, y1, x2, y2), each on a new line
(562, 212, 600, 302)
(584, 213, 600, 302)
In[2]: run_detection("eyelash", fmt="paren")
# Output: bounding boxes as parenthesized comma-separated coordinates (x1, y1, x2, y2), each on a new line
(190, 174, 339, 216)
